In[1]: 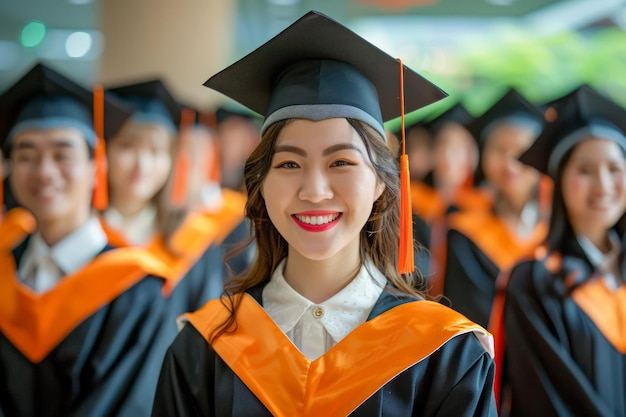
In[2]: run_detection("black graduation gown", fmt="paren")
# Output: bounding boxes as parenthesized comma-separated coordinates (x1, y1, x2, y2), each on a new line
(152, 285, 497, 416)
(0, 229, 223, 417)
(443, 210, 547, 328)
(503, 242, 626, 417)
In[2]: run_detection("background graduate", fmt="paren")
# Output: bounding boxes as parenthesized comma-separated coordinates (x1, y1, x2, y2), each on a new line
(0, 63, 213, 417)
(443, 89, 551, 327)
(152, 11, 496, 417)
(503, 85, 626, 416)
(102, 80, 249, 299)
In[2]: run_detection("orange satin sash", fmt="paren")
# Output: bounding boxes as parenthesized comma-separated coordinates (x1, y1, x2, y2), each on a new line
(100, 189, 246, 295)
(0, 245, 170, 363)
(0, 208, 36, 252)
(411, 182, 491, 223)
(448, 210, 548, 272)
(186, 294, 493, 417)
(572, 277, 626, 354)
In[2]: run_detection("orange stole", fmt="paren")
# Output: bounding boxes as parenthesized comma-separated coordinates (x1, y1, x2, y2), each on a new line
(0, 246, 170, 363)
(410, 182, 492, 224)
(572, 277, 626, 354)
(447, 210, 548, 272)
(101, 189, 246, 295)
(186, 294, 493, 417)
(0, 208, 37, 253)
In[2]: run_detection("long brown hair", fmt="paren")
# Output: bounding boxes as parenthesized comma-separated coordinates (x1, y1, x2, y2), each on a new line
(213, 118, 426, 341)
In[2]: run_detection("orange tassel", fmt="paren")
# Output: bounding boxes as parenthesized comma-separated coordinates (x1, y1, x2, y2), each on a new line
(170, 107, 195, 206)
(0, 168, 4, 219)
(92, 85, 108, 211)
(209, 139, 221, 184)
(397, 58, 414, 274)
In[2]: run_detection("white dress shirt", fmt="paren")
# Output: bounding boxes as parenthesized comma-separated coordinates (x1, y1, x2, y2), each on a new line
(262, 258, 387, 360)
(578, 230, 623, 291)
(18, 216, 108, 293)
(102, 205, 157, 245)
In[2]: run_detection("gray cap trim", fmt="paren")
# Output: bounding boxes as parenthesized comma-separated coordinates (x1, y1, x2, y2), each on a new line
(547, 123, 626, 177)
(8, 117, 96, 147)
(261, 103, 386, 140)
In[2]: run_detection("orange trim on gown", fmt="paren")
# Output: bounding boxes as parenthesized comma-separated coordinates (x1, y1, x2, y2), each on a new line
(185, 293, 492, 417)
(0, 208, 37, 252)
(100, 189, 246, 295)
(0, 245, 170, 363)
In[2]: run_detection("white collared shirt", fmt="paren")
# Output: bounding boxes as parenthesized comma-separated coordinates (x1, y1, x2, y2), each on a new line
(18, 216, 108, 293)
(577, 230, 623, 290)
(102, 205, 157, 245)
(262, 258, 387, 360)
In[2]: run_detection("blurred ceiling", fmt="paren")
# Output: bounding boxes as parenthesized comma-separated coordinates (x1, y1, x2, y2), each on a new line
(0, 0, 624, 96)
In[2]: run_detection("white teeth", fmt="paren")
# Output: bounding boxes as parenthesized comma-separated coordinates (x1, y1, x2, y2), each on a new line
(295, 213, 339, 225)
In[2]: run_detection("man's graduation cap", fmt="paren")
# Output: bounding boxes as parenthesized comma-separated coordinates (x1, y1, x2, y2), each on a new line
(519, 85, 626, 179)
(0, 62, 132, 211)
(204, 10, 447, 274)
(0, 63, 130, 150)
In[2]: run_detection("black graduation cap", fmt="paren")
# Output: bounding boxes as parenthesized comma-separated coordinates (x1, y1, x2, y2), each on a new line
(204, 10, 447, 139)
(425, 102, 473, 138)
(519, 85, 626, 178)
(107, 79, 182, 134)
(467, 89, 544, 146)
(0, 62, 132, 151)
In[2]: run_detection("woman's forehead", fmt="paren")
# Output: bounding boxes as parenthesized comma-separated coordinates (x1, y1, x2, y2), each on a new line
(273, 118, 363, 150)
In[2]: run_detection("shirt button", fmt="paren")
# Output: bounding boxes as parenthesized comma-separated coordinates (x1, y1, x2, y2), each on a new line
(312, 306, 324, 319)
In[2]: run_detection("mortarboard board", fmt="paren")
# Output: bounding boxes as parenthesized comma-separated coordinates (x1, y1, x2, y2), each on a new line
(467, 89, 544, 147)
(519, 85, 626, 179)
(425, 102, 473, 139)
(203, 10, 447, 275)
(0, 63, 132, 151)
(107, 79, 182, 135)
(204, 10, 446, 140)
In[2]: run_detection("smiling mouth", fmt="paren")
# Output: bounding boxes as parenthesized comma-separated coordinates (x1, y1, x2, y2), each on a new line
(293, 213, 341, 225)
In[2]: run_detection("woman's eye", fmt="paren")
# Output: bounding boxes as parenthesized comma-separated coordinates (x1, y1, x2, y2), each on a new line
(331, 160, 351, 167)
(277, 161, 299, 169)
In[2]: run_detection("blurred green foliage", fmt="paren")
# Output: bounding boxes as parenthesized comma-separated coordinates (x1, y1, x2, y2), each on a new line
(386, 26, 626, 132)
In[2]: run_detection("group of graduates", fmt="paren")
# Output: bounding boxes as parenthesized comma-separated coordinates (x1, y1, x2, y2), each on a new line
(402, 85, 626, 416)
(1, 12, 626, 415)
(0, 62, 259, 416)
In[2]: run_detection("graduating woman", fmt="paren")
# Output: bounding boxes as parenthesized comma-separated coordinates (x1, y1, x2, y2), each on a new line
(503, 85, 626, 416)
(443, 89, 551, 327)
(151, 11, 496, 417)
(102, 80, 249, 298)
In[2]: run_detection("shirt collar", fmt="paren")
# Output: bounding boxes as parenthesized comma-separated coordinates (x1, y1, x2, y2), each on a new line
(577, 229, 621, 274)
(20, 216, 108, 277)
(263, 258, 387, 343)
(102, 205, 157, 245)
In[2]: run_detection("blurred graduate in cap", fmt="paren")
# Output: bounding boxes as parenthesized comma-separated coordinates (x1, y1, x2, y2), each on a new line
(412, 101, 489, 223)
(500, 86, 626, 416)
(102, 80, 248, 299)
(152, 11, 496, 416)
(214, 106, 261, 192)
(409, 101, 492, 296)
(442, 89, 552, 328)
(0, 63, 212, 417)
